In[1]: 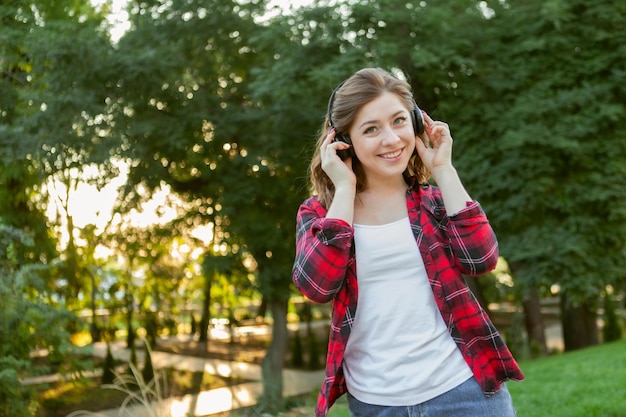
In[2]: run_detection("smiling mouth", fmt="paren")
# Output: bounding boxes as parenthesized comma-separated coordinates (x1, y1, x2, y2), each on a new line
(380, 149, 402, 159)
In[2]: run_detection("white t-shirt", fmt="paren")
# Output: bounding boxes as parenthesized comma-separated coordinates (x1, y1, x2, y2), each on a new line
(344, 217, 472, 406)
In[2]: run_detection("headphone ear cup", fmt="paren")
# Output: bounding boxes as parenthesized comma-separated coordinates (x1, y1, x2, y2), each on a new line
(333, 133, 355, 160)
(411, 107, 425, 135)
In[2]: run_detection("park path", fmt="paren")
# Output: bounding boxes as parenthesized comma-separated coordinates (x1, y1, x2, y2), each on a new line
(25, 314, 564, 416)
(74, 338, 324, 417)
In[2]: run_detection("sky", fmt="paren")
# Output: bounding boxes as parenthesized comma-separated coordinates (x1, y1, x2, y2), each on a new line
(90, 0, 130, 42)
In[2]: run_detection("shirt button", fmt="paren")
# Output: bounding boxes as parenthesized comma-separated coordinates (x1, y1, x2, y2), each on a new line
(465, 351, 472, 356)
(437, 292, 443, 298)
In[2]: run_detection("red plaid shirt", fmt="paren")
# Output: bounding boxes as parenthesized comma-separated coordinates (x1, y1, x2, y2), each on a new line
(292, 183, 524, 417)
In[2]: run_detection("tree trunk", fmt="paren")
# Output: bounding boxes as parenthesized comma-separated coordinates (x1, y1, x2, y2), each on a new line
(259, 298, 288, 413)
(199, 273, 212, 345)
(125, 291, 135, 349)
(561, 292, 599, 351)
(303, 301, 313, 339)
(257, 296, 268, 319)
(508, 263, 547, 356)
(88, 268, 100, 342)
(66, 214, 80, 299)
(522, 288, 548, 356)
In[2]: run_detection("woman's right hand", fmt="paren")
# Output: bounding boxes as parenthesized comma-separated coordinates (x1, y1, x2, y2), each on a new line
(320, 128, 357, 190)
(322, 128, 357, 225)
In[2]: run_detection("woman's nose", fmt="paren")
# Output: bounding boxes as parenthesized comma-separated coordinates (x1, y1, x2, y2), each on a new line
(381, 127, 401, 145)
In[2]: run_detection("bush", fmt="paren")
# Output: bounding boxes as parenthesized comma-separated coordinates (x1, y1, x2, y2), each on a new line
(66, 363, 170, 417)
(0, 224, 74, 417)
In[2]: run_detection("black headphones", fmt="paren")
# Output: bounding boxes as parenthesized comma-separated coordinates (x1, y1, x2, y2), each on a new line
(327, 79, 425, 160)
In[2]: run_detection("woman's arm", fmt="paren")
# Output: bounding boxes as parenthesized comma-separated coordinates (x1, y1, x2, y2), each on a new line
(447, 201, 499, 276)
(292, 197, 354, 303)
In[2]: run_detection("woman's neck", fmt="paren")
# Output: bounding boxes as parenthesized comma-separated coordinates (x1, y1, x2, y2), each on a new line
(361, 175, 408, 196)
(354, 178, 409, 225)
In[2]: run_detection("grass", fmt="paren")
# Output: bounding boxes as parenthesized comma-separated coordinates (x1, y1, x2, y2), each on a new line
(38, 379, 128, 416)
(322, 339, 626, 417)
(36, 366, 239, 417)
(508, 339, 626, 417)
(327, 396, 349, 417)
(65, 363, 172, 417)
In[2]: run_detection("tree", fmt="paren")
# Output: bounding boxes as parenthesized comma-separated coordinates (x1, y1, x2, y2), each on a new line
(234, 5, 357, 409)
(108, 0, 302, 410)
(1, 3, 118, 413)
(1, 0, 61, 269)
(102, 0, 491, 409)
(446, 0, 626, 351)
(2, 0, 123, 320)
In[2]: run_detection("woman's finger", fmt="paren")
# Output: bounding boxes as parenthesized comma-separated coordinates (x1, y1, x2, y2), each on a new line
(421, 111, 434, 125)
(326, 128, 336, 143)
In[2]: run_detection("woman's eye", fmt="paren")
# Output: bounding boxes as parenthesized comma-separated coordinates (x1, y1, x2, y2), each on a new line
(394, 117, 407, 125)
(364, 126, 377, 134)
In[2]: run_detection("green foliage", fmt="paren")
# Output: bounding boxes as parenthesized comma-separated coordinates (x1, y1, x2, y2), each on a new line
(0, 224, 75, 417)
(444, 0, 626, 301)
(67, 362, 170, 417)
(0, 365, 37, 417)
(2, 0, 122, 317)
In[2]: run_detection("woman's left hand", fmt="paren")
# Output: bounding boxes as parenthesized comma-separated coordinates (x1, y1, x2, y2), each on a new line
(414, 112, 454, 174)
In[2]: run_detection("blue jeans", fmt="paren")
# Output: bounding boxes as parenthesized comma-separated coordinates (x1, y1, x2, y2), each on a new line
(347, 377, 516, 417)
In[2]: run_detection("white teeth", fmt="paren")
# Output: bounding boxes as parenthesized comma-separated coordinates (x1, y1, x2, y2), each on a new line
(381, 150, 401, 159)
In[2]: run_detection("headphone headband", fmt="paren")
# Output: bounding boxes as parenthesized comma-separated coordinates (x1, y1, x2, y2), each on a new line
(326, 80, 345, 129)
(326, 77, 425, 137)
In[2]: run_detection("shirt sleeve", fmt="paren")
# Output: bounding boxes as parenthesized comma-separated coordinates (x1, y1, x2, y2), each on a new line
(446, 200, 499, 276)
(292, 197, 354, 304)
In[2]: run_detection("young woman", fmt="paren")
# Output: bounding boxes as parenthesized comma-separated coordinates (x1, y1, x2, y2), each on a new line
(292, 68, 524, 417)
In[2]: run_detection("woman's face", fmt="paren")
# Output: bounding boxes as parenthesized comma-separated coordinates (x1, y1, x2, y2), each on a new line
(348, 92, 415, 184)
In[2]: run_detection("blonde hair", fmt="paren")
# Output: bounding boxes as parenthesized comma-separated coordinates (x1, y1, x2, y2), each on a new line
(309, 67, 430, 208)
